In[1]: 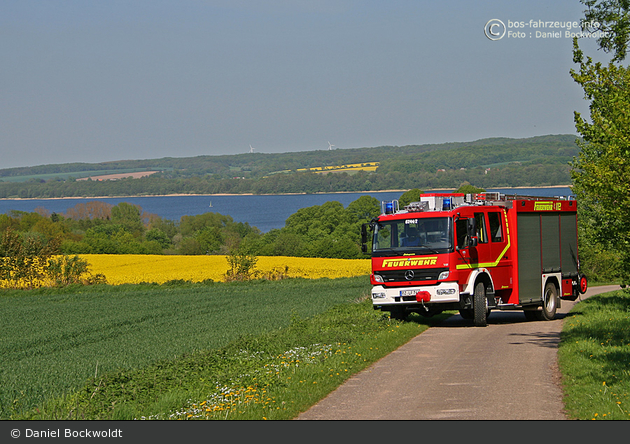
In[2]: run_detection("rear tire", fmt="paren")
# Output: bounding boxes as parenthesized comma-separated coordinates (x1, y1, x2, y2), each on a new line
(524, 282, 559, 321)
(473, 281, 488, 327)
(540, 281, 558, 321)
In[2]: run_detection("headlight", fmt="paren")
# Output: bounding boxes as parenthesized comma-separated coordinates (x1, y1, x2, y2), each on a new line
(373, 274, 384, 283)
(438, 271, 450, 280)
(436, 288, 456, 296)
(372, 292, 386, 299)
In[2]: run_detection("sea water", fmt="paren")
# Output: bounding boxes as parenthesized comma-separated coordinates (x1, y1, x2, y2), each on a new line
(0, 187, 572, 233)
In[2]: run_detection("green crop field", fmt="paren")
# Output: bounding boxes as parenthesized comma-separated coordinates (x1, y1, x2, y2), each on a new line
(0, 277, 372, 419)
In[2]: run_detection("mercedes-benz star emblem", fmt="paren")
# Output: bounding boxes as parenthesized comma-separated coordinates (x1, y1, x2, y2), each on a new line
(404, 270, 415, 280)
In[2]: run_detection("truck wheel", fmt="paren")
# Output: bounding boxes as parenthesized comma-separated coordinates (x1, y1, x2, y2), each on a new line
(540, 281, 558, 321)
(473, 281, 488, 327)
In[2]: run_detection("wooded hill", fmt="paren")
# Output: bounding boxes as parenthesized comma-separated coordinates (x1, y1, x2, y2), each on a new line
(0, 134, 578, 198)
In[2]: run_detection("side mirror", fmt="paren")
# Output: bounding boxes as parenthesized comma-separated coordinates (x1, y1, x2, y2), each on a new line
(466, 218, 478, 248)
(361, 223, 369, 253)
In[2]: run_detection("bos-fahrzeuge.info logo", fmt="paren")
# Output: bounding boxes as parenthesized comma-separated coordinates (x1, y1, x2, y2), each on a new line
(484, 19, 611, 41)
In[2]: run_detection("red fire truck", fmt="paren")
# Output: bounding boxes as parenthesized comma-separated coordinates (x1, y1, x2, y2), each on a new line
(361, 192, 588, 326)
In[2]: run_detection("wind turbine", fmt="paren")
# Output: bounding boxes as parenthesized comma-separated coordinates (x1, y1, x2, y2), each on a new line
(328, 141, 334, 151)
(249, 145, 255, 153)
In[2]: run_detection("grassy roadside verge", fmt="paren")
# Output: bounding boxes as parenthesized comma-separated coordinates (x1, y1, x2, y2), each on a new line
(14, 299, 448, 420)
(559, 288, 630, 420)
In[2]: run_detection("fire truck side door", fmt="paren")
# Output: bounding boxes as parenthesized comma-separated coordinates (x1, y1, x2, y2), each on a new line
(487, 209, 511, 292)
(470, 212, 491, 266)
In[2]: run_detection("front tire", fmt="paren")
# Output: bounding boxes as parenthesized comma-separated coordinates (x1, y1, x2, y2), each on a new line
(473, 281, 488, 327)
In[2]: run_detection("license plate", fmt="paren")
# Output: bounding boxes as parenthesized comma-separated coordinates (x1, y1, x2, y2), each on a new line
(400, 290, 417, 297)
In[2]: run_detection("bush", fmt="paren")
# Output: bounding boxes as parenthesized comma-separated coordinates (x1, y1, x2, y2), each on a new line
(578, 242, 622, 283)
(0, 228, 107, 289)
(224, 249, 258, 282)
(0, 228, 59, 289)
(46, 255, 92, 287)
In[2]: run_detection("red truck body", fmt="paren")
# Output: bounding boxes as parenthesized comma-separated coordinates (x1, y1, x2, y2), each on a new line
(363, 192, 588, 326)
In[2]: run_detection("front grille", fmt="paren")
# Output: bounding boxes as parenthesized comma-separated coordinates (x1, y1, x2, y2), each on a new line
(377, 268, 447, 283)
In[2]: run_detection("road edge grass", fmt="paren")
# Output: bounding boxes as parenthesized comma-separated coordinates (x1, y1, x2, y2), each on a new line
(14, 298, 451, 420)
(558, 288, 630, 420)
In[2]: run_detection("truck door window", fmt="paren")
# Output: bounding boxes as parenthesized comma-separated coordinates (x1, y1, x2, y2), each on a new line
(456, 218, 468, 249)
(474, 212, 488, 243)
(488, 212, 503, 242)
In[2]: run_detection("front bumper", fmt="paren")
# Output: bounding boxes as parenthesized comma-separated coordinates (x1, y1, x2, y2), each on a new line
(371, 281, 460, 306)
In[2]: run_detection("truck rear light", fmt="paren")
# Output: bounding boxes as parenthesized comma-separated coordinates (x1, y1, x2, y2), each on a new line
(579, 273, 588, 294)
(416, 291, 431, 302)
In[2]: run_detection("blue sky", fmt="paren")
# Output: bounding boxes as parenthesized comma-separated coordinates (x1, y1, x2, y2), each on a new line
(0, 1, 610, 168)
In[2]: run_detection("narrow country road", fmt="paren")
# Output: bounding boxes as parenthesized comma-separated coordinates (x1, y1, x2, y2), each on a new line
(296, 285, 620, 420)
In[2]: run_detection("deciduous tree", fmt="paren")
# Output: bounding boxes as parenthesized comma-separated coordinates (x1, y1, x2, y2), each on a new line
(580, 0, 630, 62)
(571, 2, 630, 283)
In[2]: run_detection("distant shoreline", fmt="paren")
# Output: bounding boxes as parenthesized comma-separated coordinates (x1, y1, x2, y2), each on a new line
(0, 185, 573, 201)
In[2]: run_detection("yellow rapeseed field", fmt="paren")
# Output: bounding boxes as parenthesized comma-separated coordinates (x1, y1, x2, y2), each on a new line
(297, 162, 379, 174)
(79, 254, 371, 285)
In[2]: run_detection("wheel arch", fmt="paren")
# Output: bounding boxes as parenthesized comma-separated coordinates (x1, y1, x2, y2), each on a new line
(462, 268, 495, 301)
(542, 273, 562, 309)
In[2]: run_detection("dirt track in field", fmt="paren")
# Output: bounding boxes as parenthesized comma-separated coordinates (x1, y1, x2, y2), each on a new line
(296, 285, 619, 420)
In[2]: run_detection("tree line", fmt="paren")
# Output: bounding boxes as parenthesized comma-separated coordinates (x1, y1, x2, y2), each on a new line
(0, 162, 573, 200)
(0, 134, 578, 181)
(0, 195, 387, 261)
(0, 135, 578, 199)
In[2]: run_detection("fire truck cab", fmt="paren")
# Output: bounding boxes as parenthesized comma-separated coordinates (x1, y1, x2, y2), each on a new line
(362, 192, 588, 327)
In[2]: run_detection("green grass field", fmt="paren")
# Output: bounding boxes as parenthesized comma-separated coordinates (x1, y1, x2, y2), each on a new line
(0, 278, 377, 418)
(2, 277, 628, 420)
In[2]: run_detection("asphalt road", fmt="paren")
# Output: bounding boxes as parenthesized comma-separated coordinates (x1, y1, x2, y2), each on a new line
(296, 284, 620, 420)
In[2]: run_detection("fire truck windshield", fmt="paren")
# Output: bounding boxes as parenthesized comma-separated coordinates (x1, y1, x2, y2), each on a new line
(372, 217, 452, 256)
